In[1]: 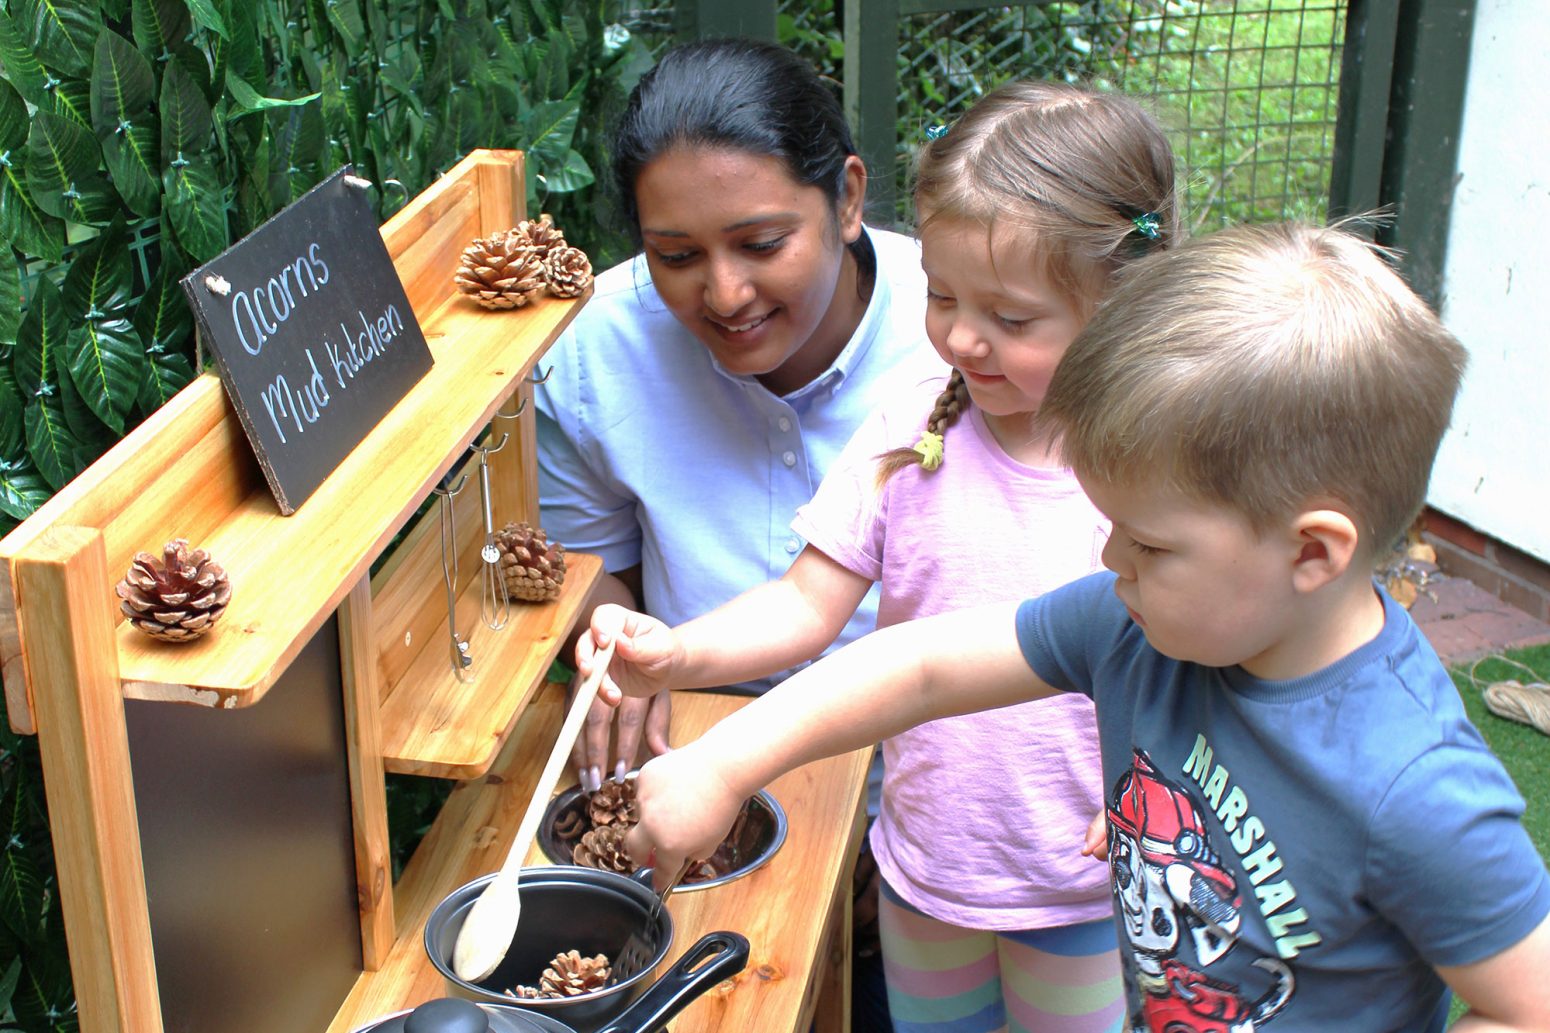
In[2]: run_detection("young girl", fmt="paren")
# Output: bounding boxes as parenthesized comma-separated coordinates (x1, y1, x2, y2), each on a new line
(580, 80, 1178, 1032)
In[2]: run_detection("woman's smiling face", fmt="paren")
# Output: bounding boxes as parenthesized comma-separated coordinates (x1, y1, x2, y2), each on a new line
(633, 145, 867, 396)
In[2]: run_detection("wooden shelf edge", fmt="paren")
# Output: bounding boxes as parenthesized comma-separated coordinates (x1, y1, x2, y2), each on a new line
(379, 552, 601, 779)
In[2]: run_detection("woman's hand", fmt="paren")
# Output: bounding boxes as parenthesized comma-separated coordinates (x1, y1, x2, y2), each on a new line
(625, 745, 744, 891)
(571, 604, 682, 789)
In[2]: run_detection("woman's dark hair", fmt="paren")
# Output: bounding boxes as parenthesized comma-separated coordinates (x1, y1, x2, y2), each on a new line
(612, 37, 868, 269)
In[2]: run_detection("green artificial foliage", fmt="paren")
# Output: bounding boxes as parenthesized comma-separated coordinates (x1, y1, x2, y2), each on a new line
(0, 1, 651, 1026)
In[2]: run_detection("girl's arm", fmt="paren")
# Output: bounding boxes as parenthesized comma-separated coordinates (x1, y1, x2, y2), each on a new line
(624, 600, 1056, 883)
(580, 545, 871, 699)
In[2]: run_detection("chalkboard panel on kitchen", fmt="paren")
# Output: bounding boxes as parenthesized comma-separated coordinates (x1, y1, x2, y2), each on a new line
(181, 167, 434, 515)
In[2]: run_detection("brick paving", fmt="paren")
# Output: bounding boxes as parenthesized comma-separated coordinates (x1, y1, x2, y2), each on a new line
(1410, 574, 1550, 667)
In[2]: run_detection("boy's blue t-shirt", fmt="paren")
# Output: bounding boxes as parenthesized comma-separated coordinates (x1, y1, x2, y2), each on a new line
(1016, 571, 1550, 1032)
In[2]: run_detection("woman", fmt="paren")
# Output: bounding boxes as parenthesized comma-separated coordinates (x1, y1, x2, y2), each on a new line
(536, 37, 942, 785)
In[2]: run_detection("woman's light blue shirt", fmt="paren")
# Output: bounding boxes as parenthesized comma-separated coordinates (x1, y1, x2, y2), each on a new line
(535, 227, 944, 693)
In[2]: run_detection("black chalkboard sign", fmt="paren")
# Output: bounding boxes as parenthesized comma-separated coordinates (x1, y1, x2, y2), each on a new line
(181, 167, 433, 515)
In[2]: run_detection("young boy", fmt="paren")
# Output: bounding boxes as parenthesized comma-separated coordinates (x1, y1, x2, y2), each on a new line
(585, 222, 1550, 1031)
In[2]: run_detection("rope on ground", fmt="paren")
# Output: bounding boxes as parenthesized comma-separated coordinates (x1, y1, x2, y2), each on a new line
(1464, 654, 1550, 736)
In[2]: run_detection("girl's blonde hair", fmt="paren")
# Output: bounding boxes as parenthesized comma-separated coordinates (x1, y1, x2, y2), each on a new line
(880, 79, 1179, 483)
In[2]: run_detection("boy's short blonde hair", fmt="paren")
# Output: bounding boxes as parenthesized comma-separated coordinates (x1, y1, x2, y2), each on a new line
(1040, 221, 1468, 553)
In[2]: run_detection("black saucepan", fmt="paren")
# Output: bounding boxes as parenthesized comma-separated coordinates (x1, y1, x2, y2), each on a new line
(354, 929, 749, 1033)
(422, 866, 736, 1032)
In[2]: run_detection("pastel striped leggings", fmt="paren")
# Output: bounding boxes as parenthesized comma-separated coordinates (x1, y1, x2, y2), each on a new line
(878, 878, 1126, 1033)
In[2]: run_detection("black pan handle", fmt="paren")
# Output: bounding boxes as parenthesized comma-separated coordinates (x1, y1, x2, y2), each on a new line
(595, 931, 751, 1033)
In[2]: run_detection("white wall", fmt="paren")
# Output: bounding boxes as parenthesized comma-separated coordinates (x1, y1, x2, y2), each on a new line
(1432, 0, 1550, 562)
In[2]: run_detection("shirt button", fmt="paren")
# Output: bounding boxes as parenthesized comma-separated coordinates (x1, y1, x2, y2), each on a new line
(782, 451, 796, 467)
(778, 417, 792, 432)
(785, 537, 800, 554)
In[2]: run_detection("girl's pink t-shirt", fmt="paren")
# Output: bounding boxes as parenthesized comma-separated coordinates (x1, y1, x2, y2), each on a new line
(792, 376, 1113, 930)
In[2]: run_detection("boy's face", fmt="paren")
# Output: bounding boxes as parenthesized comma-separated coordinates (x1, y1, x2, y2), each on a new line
(1079, 475, 1302, 678)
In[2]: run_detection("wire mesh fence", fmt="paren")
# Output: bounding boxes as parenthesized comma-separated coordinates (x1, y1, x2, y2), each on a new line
(783, 0, 1347, 229)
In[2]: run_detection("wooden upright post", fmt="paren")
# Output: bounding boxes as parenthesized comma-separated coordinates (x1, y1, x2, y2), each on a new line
(18, 526, 163, 1033)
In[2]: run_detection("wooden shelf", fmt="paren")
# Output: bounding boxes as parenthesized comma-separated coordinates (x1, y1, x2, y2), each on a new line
(379, 551, 601, 779)
(106, 291, 585, 709)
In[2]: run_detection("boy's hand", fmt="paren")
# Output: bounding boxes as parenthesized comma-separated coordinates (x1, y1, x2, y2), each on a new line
(625, 746, 744, 891)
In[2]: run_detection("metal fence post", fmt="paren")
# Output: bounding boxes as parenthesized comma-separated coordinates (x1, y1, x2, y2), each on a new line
(1328, 0, 1401, 225)
(675, 0, 778, 41)
(844, 0, 902, 223)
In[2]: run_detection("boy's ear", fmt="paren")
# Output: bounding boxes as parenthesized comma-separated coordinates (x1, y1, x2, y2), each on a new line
(838, 155, 867, 243)
(1289, 508, 1362, 594)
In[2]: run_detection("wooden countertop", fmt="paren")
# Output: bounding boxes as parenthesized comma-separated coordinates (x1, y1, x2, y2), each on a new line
(331, 687, 871, 1032)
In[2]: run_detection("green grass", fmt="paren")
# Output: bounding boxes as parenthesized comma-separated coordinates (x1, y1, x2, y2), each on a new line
(1445, 643, 1550, 1025)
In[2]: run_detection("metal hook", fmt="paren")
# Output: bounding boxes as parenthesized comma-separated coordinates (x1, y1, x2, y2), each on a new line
(494, 396, 528, 421)
(526, 365, 552, 385)
(432, 475, 474, 680)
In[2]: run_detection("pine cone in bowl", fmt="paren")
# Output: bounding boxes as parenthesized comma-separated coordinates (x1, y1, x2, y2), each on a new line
(115, 539, 233, 642)
(586, 778, 638, 829)
(573, 825, 632, 874)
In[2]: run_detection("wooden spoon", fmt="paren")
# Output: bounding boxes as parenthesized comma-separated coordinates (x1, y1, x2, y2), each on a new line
(451, 638, 617, 983)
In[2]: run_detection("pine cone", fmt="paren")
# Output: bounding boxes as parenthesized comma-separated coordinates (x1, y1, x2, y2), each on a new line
(573, 824, 633, 873)
(116, 539, 233, 642)
(541, 950, 612, 996)
(552, 807, 587, 844)
(495, 521, 566, 602)
(542, 245, 593, 299)
(454, 234, 547, 310)
(507, 213, 568, 257)
(586, 778, 638, 829)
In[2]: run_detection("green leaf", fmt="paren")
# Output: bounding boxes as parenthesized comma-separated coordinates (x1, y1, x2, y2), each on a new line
(159, 59, 214, 163)
(184, 0, 228, 40)
(65, 316, 145, 435)
(0, 767, 45, 942)
(91, 29, 155, 137)
(62, 222, 135, 319)
(15, 0, 101, 79)
(537, 148, 593, 195)
(100, 120, 161, 218)
(223, 70, 320, 120)
(13, 277, 66, 400)
(25, 112, 114, 224)
(56, 363, 115, 465)
(323, 0, 364, 58)
(24, 389, 83, 489)
(49, 79, 94, 131)
(0, 9, 52, 106)
(0, 363, 24, 457)
(0, 461, 52, 521)
(161, 156, 228, 260)
(522, 99, 578, 168)
(132, 252, 191, 356)
(0, 158, 66, 261)
(131, 0, 190, 55)
(0, 955, 21, 1013)
(0, 79, 28, 156)
(0, 259, 21, 348)
(137, 349, 194, 411)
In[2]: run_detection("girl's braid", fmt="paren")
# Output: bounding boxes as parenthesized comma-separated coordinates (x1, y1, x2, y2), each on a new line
(874, 369, 973, 488)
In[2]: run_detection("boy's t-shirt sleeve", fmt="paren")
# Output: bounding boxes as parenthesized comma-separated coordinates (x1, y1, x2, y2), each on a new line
(1013, 571, 1123, 698)
(1366, 740, 1550, 968)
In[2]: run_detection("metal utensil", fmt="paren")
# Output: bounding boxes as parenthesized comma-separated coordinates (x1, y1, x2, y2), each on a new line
(434, 474, 474, 681)
(612, 861, 691, 984)
(472, 434, 511, 631)
(452, 638, 618, 983)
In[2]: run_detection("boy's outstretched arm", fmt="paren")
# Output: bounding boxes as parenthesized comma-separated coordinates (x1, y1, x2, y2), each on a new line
(624, 600, 1054, 885)
(1441, 911, 1550, 1031)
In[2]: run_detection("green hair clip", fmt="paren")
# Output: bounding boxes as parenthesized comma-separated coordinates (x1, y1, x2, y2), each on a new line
(924, 123, 950, 141)
(912, 430, 944, 470)
(1131, 212, 1162, 240)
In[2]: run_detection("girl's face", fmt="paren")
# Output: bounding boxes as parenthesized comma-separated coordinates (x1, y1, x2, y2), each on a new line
(634, 146, 867, 396)
(918, 214, 1088, 459)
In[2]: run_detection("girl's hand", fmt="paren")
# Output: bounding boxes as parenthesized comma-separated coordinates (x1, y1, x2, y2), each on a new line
(625, 746, 744, 891)
(1081, 808, 1109, 861)
(576, 603, 681, 701)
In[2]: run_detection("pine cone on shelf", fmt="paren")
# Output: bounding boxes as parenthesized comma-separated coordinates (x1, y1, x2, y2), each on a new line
(540, 950, 612, 997)
(507, 213, 568, 257)
(542, 245, 593, 298)
(454, 234, 547, 310)
(495, 521, 566, 602)
(586, 778, 638, 829)
(115, 539, 233, 642)
(573, 824, 632, 873)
